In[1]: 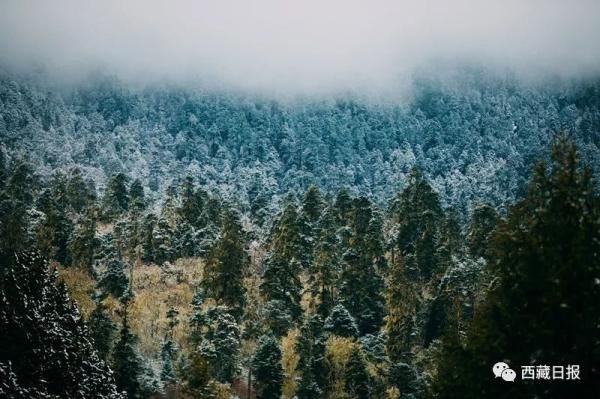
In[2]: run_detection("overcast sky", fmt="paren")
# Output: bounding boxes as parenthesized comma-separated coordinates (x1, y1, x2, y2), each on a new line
(1, 0, 599, 94)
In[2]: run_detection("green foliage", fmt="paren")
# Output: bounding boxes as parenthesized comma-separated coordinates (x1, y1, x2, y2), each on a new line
(101, 173, 129, 221)
(89, 296, 116, 361)
(296, 314, 326, 399)
(113, 311, 143, 398)
(0, 251, 123, 398)
(203, 208, 248, 317)
(432, 137, 600, 399)
(324, 304, 359, 338)
(253, 334, 284, 399)
(339, 197, 385, 335)
(344, 346, 371, 399)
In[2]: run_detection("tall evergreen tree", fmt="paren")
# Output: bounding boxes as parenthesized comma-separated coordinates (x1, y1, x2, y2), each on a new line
(296, 314, 326, 399)
(88, 294, 117, 361)
(345, 346, 371, 399)
(112, 309, 142, 398)
(389, 166, 443, 280)
(260, 202, 304, 326)
(465, 203, 498, 259)
(310, 207, 340, 319)
(101, 173, 129, 220)
(203, 209, 248, 317)
(432, 137, 600, 399)
(69, 206, 98, 272)
(253, 334, 284, 399)
(0, 251, 123, 398)
(339, 197, 385, 335)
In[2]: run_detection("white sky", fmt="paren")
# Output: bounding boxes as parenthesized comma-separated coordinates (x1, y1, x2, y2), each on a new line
(1, 0, 599, 94)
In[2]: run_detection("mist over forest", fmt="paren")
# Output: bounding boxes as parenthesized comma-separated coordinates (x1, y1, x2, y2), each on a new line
(1, 1, 600, 399)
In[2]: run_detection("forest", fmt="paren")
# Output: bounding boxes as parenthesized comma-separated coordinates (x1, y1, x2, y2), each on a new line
(1, 70, 600, 399)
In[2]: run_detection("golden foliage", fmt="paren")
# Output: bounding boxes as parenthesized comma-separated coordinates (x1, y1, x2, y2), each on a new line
(324, 336, 357, 399)
(128, 258, 203, 356)
(55, 264, 95, 318)
(281, 328, 300, 399)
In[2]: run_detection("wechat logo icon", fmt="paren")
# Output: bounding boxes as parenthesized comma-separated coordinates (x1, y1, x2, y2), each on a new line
(493, 362, 516, 382)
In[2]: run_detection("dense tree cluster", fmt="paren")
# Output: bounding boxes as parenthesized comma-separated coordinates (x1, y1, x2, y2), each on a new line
(1, 66, 599, 398)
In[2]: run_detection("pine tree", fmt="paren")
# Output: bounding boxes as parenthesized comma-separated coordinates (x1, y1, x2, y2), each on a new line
(88, 295, 117, 361)
(301, 185, 324, 224)
(465, 203, 497, 259)
(260, 202, 304, 327)
(69, 206, 98, 272)
(36, 173, 74, 264)
(112, 309, 142, 399)
(0, 161, 34, 259)
(333, 187, 353, 226)
(324, 304, 359, 338)
(203, 209, 248, 317)
(345, 346, 370, 399)
(101, 173, 129, 220)
(128, 178, 145, 211)
(66, 167, 95, 213)
(152, 217, 174, 265)
(339, 197, 385, 335)
(161, 306, 179, 384)
(432, 137, 600, 399)
(0, 251, 123, 398)
(389, 166, 443, 280)
(296, 314, 326, 399)
(253, 334, 283, 399)
(179, 176, 205, 227)
(310, 207, 340, 319)
(99, 256, 130, 299)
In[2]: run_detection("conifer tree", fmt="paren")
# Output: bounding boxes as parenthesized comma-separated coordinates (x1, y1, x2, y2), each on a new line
(0, 251, 123, 398)
(88, 294, 117, 361)
(101, 173, 129, 220)
(345, 346, 370, 399)
(324, 303, 360, 338)
(260, 202, 304, 326)
(296, 314, 326, 399)
(253, 334, 283, 399)
(161, 306, 179, 384)
(310, 207, 340, 319)
(69, 206, 98, 272)
(389, 166, 443, 280)
(128, 178, 145, 210)
(203, 209, 248, 317)
(112, 308, 142, 398)
(66, 167, 95, 213)
(432, 137, 600, 399)
(0, 161, 34, 259)
(339, 197, 385, 335)
(465, 203, 497, 259)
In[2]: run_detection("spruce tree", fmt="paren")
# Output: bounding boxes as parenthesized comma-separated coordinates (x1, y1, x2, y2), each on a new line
(253, 334, 283, 399)
(345, 346, 371, 399)
(310, 207, 340, 319)
(101, 173, 129, 220)
(69, 206, 98, 272)
(0, 251, 123, 398)
(88, 295, 117, 361)
(389, 166, 443, 280)
(260, 202, 304, 327)
(296, 314, 326, 399)
(160, 306, 179, 384)
(432, 137, 600, 399)
(112, 309, 142, 399)
(339, 197, 385, 335)
(465, 203, 497, 259)
(203, 208, 248, 317)
(324, 303, 359, 338)
(128, 178, 145, 210)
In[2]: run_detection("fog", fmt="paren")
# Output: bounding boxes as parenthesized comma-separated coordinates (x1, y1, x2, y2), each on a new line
(1, 0, 599, 95)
